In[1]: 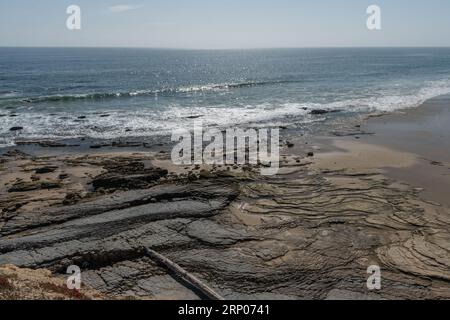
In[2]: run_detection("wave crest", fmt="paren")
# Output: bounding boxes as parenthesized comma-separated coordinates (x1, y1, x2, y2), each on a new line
(21, 80, 301, 104)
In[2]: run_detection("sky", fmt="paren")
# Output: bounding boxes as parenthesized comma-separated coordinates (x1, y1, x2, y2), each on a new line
(0, 0, 449, 49)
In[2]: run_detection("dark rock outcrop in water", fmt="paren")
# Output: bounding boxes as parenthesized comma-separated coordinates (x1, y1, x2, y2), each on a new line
(15, 140, 72, 148)
(310, 109, 340, 115)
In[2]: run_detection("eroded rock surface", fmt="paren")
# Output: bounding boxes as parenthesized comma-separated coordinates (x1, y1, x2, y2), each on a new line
(0, 150, 449, 300)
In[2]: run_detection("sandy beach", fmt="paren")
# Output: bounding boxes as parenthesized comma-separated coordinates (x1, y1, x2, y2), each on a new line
(1, 94, 449, 300)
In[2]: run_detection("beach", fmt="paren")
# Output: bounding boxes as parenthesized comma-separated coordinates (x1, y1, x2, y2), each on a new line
(1, 94, 449, 300)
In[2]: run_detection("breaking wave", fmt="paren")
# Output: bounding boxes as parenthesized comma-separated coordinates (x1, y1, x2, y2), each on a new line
(2, 79, 450, 148)
(19, 80, 302, 104)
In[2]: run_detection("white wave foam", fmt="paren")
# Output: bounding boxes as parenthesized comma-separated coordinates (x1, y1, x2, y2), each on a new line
(0, 91, 21, 99)
(339, 80, 450, 112)
(2, 80, 450, 145)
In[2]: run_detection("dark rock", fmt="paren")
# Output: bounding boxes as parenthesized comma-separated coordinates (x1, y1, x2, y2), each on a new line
(199, 170, 215, 179)
(307, 152, 314, 157)
(9, 126, 23, 131)
(332, 131, 374, 137)
(112, 141, 142, 148)
(103, 161, 145, 174)
(92, 168, 168, 190)
(37, 141, 68, 148)
(310, 109, 340, 115)
(35, 166, 58, 174)
(0, 180, 239, 250)
(8, 180, 61, 193)
(2, 203, 23, 213)
(2, 149, 30, 159)
(58, 173, 69, 180)
(187, 173, 199, 182)
(185, 115, 203, 119)
(310, 109, 328, 115)
(0, 149, 448, 300)
(89, 143, 111, 149)
(40, 181, 61, 189)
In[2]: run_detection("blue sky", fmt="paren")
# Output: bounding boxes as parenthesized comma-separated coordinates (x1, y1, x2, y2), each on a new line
(0, 0, 449, 48)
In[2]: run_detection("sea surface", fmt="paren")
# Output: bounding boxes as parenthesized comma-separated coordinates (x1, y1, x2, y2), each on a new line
(1, 47, 450, 147)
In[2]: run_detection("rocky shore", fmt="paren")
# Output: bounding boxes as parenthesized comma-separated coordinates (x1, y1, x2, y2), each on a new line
(1, 97, 450, 300)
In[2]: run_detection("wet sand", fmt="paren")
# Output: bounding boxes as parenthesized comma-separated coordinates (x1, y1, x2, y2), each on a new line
(358, 94, 450, 206)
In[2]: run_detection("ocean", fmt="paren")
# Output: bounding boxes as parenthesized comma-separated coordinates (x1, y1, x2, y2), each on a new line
(1, 47, 450, 147)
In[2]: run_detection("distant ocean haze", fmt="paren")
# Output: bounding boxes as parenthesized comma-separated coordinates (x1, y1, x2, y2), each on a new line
(1, 47, 450, 147)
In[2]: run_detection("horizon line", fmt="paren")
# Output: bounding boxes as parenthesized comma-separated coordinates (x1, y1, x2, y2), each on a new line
(1, 45, 450, 51)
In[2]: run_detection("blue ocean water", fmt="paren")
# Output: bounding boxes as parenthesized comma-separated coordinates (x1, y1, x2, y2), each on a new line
(1, 47, 450, 146)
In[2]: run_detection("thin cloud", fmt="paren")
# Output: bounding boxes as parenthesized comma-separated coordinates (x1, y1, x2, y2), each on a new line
(108, 5, 142, 13)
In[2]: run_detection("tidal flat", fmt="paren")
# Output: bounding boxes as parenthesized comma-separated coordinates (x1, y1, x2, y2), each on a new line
(1, 96, 449, 300)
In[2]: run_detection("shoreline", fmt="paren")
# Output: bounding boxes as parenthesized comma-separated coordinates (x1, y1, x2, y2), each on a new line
(1, 95, 450, 300)
(337, 94, 450, 206)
